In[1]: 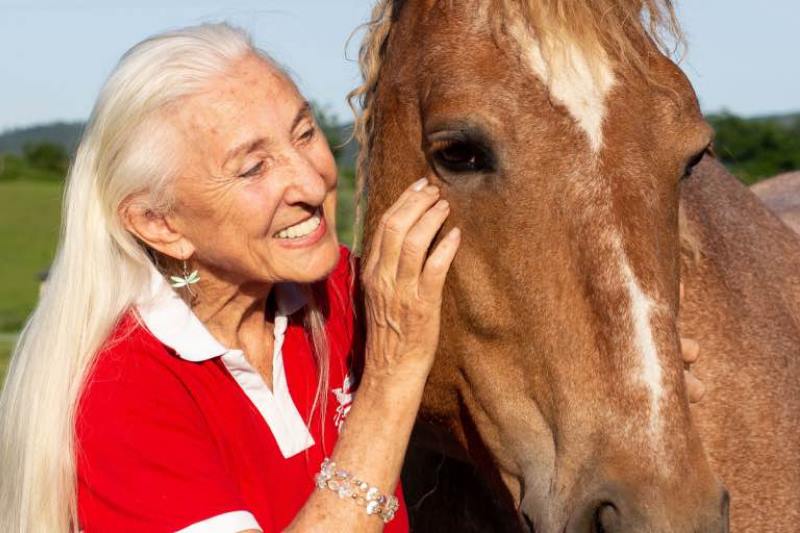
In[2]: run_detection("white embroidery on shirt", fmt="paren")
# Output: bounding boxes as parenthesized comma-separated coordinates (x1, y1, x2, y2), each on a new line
(332, 373, 353, 432)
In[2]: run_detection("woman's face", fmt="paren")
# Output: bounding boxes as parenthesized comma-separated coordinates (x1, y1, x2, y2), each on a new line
(163, 53, 340, 285)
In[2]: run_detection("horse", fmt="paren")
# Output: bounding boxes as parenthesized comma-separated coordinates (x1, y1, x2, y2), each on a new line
(752, 171, 800, 235)
(349, 1, 800, 531)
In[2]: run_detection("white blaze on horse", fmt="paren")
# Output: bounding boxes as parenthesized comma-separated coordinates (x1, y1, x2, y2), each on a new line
(351, 1, 800, 532)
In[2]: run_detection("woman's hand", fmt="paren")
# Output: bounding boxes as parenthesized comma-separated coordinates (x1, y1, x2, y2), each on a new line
(679, 282, 706, 403)
(681, 336, 705, 402)
(286, 178, 460, 532)
(360, 177, 461, 385)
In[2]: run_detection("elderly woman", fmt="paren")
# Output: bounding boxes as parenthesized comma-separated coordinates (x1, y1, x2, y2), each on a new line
(0, 23, 704, 533)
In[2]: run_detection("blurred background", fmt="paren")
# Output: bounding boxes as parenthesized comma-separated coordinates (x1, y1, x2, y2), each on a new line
(0, 0, 798, 377)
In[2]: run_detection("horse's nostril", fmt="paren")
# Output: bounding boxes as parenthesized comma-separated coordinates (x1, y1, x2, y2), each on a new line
(592, 502, 620, 533)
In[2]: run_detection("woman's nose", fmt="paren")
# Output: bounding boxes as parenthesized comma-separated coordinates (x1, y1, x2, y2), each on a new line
(281, 153, 330, 206)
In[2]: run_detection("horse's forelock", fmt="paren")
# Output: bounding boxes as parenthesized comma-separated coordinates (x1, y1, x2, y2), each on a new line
(513, 0, 684, 69)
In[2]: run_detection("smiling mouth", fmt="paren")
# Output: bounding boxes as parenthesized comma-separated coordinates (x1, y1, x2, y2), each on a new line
(274, 208, 323, 239)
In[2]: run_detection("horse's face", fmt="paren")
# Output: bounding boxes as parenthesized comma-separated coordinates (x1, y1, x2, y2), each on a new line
(364, 1, 727, 530)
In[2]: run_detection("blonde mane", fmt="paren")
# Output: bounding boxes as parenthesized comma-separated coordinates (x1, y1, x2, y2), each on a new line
(347, 0, 683, 248)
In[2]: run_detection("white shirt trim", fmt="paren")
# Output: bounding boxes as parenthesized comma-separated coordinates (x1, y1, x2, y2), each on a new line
(136, 267, 228, 362)
(175, 510, 261, 533)
(222, 347, 315, 458)
(136, 263, 314, 458)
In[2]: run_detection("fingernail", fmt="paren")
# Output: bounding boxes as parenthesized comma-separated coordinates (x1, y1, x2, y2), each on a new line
(448, 227, 461, 240)
(436, 199, 449, 210)
(412, 177, 428, 192)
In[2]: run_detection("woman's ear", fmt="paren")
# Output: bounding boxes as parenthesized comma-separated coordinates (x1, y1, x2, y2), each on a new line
(120, 195, 195, 260)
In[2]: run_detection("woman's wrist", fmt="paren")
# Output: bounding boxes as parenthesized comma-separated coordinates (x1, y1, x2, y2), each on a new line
(287, 357, 430, 531)
(358, 364, 428, 410)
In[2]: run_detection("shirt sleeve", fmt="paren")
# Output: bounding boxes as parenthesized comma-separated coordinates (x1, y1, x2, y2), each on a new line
(76, 341, 263, 533)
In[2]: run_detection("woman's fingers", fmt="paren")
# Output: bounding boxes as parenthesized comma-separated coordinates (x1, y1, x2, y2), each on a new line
(377, 184, 440, 276)
(680, 337, 700, 364)
(418, 227, 461, 301)
(680, 334, 703, 402)
(396, 199, 451, 285)
(685, 369, 706, 403)
(363, 178, 430, 273)
(359, 177, 458, 382)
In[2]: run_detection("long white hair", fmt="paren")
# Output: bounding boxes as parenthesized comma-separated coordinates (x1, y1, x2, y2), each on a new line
(0, 23, 330, 532)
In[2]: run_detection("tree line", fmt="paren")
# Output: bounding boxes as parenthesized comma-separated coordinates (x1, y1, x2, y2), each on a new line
(707, 112, 800, 184)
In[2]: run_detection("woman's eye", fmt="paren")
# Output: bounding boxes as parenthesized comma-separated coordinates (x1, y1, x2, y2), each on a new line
(432, 141, 494, 174)
(239, 161, 264, 178)
(299, 126, 316, 142)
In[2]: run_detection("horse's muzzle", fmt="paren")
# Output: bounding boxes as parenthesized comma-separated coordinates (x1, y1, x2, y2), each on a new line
(521, 483, 730, 533)
(564, 484, 731, 533)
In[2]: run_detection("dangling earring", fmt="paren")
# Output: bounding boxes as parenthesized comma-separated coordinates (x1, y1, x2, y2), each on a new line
(170, 259, 200, 296)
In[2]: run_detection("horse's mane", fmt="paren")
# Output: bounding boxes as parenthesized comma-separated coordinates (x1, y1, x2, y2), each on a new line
(347, 0, 683, 249)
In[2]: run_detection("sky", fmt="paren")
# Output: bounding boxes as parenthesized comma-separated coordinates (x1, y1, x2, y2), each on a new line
(0, 0, 798, 132)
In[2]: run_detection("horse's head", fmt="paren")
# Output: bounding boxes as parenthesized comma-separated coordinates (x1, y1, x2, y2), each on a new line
(356, 1, 727, 530)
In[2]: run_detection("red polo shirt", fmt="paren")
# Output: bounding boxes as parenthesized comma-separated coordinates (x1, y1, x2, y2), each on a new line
(76, 246, 409, 532)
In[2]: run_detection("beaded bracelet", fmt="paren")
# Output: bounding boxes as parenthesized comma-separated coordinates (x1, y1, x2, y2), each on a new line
(314, 458, 400, 523)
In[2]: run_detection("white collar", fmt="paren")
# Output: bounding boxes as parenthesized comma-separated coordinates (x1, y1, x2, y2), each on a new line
(135, 263, 308, 362)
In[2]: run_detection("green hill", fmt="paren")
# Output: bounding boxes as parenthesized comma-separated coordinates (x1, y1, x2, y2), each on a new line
(0, 120, 357, 169)
(0, 120, 357, 172)
(0, 121, 84, 156)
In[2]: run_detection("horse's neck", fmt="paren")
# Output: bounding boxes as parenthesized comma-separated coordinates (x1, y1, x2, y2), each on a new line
(678, 156, 800, 532)
(679, 156, 800, 339)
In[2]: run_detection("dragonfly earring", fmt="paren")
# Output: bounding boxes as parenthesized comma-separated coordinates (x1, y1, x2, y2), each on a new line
(170, 260, 200, 296)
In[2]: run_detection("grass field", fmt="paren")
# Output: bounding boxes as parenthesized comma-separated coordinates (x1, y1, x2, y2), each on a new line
(0, 180, 63, 333)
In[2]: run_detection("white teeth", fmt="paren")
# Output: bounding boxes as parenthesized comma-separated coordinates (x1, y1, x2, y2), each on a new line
(276, 212, 321, 239)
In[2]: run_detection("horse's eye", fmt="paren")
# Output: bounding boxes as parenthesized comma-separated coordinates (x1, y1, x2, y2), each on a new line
(682, 147, 709, 180)
(432, 140, 496, 174)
